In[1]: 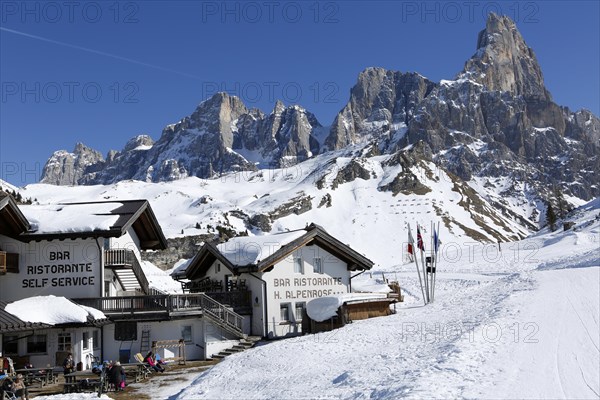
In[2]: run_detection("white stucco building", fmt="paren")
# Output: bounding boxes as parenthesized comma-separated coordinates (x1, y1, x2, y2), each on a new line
(173, 224, 374, 338)
(0, 195, 243, 368)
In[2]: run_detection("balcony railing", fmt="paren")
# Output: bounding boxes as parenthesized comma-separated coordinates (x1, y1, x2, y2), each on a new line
(205, 291, 252, 311)
(74, 293, 245, 337)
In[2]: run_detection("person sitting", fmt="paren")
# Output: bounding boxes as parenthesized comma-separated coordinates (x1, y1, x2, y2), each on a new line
(144, 352, 164, 373)
(13, 374, 29, 400)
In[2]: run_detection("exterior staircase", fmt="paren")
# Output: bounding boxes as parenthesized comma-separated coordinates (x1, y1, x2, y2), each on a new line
(113, 269, 141, 292)
(209, 337, 261, 360)
(105, 249, 150, 293)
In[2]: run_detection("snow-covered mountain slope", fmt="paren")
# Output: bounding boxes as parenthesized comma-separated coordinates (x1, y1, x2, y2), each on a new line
(22, 144, 529, 269)
(37, 14, 599, 237)
(170, 199, 600, 400)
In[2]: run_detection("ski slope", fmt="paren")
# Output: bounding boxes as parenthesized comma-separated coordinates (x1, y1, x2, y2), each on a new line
(168, 201, 599, 400)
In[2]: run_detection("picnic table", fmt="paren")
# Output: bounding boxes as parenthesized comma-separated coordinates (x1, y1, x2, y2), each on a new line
(120, 363, 150, 382)
(63, 370, 106, 393)
(14, 367, 59, 388)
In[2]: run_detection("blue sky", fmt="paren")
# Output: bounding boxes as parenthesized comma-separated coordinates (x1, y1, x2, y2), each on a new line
(1, 0, 598, 186)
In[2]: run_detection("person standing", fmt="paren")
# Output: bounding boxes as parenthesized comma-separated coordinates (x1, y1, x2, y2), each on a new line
(108, 361, 125, 391)
(63, 353, 74, 375)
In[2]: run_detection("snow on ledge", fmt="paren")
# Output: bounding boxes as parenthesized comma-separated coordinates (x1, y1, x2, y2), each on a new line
(5, 295, 105, 325)
(307, 293, 389, 322)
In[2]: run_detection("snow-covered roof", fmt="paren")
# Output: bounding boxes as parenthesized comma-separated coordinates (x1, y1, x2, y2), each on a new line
(17, 200, 168, 250)
(21, 202, 121, 234)
(141, 260, 184, 294)
(4, 295, 106, 326)
(351, 277, 393, 294)
(216, 230, 307, 266)
(177, 224, 374, 279)
(306, 293, 389, 322)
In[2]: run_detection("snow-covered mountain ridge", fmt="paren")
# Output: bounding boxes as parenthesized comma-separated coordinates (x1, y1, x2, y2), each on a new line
(34, 13, 599, 251)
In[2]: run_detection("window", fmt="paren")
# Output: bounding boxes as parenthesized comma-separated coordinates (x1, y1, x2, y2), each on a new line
(293, 258, 304, 274)
(215, 263, 221, 273)
(58, 333, 72, 352)
(181, 325, 192, 343)
(114, 321, 137, 341)
(93, 330, 100, 350)
(2, 335, 19, 355)
(27, 335, 47, 354)
(313, 258, 323, 274)
(295, 302, 306, 321)
(280, 303, 291, 322)
(82, 332, 90, 350)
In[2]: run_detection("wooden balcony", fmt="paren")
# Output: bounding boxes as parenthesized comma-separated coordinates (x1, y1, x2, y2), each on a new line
(73, 293, 245, 338)
(0, 251, 19, 274)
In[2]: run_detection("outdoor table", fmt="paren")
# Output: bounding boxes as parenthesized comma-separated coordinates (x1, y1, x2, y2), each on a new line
(63, 370, 103, 393)
(120, 363, 149, 382)
(13, 368, 53, 388)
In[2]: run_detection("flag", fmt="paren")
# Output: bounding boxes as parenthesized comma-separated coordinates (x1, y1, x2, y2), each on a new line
(433, 227, 439, 253)
(407, 225, 415, 256)
(417, 224, 425, 252)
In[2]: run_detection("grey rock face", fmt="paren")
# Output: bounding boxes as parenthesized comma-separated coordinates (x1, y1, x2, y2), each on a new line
(42, 93, 323, 184)
(41, 143, 104, 185)
(325, 68, 435, 150)
(461, 13, 551, 101)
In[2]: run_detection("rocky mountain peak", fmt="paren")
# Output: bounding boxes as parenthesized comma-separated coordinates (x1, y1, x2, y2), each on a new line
(123, 135, 154, 152)
(41, 143, 104, 185)
(461, 13, 550, 101)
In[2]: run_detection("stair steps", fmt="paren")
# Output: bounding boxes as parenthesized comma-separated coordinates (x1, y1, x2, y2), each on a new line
(209, 337, 261, 360)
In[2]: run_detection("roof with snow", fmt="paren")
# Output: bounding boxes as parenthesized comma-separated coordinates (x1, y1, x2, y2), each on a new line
(18, 200, 168, 250)
(0, 296, 108, 333)
(0, 194, 30, 236)
(177, 223, 374, 280)
(306, 293, 390, 322)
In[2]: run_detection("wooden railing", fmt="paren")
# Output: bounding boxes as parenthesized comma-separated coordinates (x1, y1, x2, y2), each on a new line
(205, 291, 252, 311)
(74, 293, 245, 337)
(105, 249, 136, 266)
(104, 249, 150, 295)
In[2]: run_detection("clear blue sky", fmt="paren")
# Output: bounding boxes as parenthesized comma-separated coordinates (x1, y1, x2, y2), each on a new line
(1, 0, 598, 186)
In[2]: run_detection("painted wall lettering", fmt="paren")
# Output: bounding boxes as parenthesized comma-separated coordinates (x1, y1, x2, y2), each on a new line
(23, 251, 96, 289)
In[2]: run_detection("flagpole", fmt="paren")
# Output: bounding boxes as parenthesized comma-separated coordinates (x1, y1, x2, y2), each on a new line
(429, 220, 434, 302)
(408, 224, 426, 305)
(419, 223, 429, 303)
(432, 221, 440, 302)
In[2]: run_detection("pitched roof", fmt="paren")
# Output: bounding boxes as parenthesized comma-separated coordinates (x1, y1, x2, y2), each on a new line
(178, 224, 374, 280)
(0, 301, 51, 333)
(0, 195, 30, 236)
(17, 200, 168, 250)
(0, 297, 109, 333)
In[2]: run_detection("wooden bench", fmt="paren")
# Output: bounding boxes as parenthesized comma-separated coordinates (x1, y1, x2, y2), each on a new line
(14, 368, 53, 388)
(63, 371, 106, 394)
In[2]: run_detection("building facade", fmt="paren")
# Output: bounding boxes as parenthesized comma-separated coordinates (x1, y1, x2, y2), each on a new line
(0, 196, 243, 367)
(175, 224, 374, 338)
